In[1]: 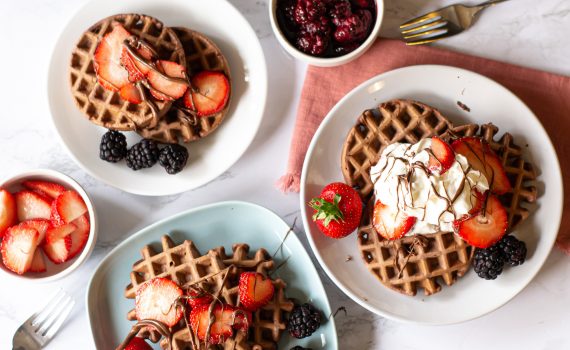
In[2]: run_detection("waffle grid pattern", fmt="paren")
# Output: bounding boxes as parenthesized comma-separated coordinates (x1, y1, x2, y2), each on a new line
(69, 14, 185, 131)
(358, 199, 473, 296)
(138, 28, 231, 143)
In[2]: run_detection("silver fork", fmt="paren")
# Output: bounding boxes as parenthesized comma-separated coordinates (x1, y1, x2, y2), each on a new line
(400, 0, 509, 45)
(12, 289, 75, 350)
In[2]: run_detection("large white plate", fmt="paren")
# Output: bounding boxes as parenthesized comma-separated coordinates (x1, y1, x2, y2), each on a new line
(48, 0, 267, 196)
(300, 65, 563, 325)
(87, 201, 337, 349)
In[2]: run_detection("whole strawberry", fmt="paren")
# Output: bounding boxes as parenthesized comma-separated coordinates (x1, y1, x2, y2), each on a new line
(309, 182, 362, 239)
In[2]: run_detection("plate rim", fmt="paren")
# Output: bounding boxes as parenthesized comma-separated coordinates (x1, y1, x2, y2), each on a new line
(85, 200, 338, 348)
(46, 0, 268, 196)
(299, 64, 563, 325)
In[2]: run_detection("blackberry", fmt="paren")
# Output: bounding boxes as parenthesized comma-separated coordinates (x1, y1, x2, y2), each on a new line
(99, 130, 127, 163)
(126, 139, 159, 170)
(288, 303, 322, 339)
(498, 235, 527, 266)
(290, 347, 312, 350)
(158, 144, 189, 175)
(472, 245, 505, 280)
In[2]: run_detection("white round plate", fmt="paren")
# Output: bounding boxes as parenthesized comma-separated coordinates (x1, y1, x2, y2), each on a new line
(48, 0, 267, 196)
(300, 65, 563, 325)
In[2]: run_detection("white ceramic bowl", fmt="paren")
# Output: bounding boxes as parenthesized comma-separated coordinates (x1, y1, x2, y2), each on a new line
(0, 169, 97, 282)
(269, 0, 384, 67)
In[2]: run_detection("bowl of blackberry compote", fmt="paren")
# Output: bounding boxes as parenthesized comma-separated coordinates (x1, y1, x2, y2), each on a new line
(270, 0, 383, 66)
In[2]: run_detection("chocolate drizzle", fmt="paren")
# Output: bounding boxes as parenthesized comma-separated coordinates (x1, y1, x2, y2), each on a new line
(372, 139, 487, 234)
(121, 36, 191, 129)
(115, 319, 172, 350)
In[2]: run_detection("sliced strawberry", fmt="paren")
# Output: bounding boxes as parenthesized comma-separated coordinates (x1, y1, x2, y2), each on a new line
(451, 137, 512, 195)
(1, 226, 39, 274)
(20, 219, 50, 243)
(46, 223, 76, 245)
(233, 309, 252, 332)
(22, 180, 66, 199)
(125, 337, 152, 350)
(15, 190, 52, 221)
(0, 189, 16, 237)
(29, 249, 47, 273)
(149, 88, 174, 102)
(119, 83, 143, 104)
(428, 136, 454, 174)
(43, 235, 72, 264)
(93, 23, 131, 91)
(51, 191, 88, 225)
(97, 77, 122, 92)
(191, 71, 230, 117)
(135, 277, 183, 327)
(147, 60, 188, 100)
(159, 60, 186, 78)
(455, 194, 508, 248)
(182, 90, 196, 110)
(186, 288, 213, 309)
(120, 48, 146, 83)
(68, 214, 90, 259)
(238, 272, 275, 311)
(190, 304, 238, 344)
(372, 200, 417, 240)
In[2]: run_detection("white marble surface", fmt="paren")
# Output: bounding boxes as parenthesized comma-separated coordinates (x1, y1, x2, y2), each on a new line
(1, 0, 569, 349)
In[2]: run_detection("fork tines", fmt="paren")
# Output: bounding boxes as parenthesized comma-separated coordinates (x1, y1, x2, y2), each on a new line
(399, 10, 452, 46)
(26, 289, 75, 344)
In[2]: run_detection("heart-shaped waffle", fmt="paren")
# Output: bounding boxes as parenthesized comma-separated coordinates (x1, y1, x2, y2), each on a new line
(343, 99, 538, 296)
(123, 236, 294, 350)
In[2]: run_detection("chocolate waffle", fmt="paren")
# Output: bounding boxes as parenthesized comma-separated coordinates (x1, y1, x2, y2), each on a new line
(357, 199, 474, 296)
(69, 14, 186, 131)
(138, 28, 231, 143)
(168, 244, 294, 350)
(123, 236, 293, 350)
(344, 99, 537, 296)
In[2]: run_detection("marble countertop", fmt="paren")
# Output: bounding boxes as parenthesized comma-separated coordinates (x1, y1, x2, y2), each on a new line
(1, 0, 569, 349)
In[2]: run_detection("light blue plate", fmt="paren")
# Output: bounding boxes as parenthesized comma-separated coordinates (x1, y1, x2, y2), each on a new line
(86, 201, 337, 349)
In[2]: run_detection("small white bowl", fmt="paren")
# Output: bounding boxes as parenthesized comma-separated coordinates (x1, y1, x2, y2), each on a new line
(0, 169, 97, 283)
(268, 0, 384, 67)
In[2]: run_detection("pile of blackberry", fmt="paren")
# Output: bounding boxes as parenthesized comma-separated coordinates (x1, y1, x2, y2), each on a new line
(472, 234, 527, 280)
(99, 130, 188, 175)
(288, 303, 322, 339)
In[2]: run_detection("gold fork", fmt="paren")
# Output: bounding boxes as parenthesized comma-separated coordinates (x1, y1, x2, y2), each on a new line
(400, 0, 509, 46)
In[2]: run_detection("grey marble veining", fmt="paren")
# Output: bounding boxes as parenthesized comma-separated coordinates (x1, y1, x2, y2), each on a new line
(0, 0, 569, 349)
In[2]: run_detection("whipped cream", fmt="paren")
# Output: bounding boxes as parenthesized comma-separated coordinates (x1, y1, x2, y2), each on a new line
(370, 138, 489, 235)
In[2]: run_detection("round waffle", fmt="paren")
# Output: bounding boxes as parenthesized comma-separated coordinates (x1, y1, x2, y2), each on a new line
(138, 28, 232, 143)
(124, 235, 293, 350)
(344, 99, 538, 296)
(69, 14, 186, 131)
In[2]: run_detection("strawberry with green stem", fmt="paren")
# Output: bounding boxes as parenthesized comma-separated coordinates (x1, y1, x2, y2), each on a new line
(309, 182, 362, 239)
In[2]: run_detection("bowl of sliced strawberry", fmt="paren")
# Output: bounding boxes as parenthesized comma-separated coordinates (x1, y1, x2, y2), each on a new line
(0, 169, 97, 281)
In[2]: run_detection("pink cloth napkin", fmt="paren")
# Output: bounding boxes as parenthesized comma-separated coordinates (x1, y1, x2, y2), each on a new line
(276, 38, 570, 254)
